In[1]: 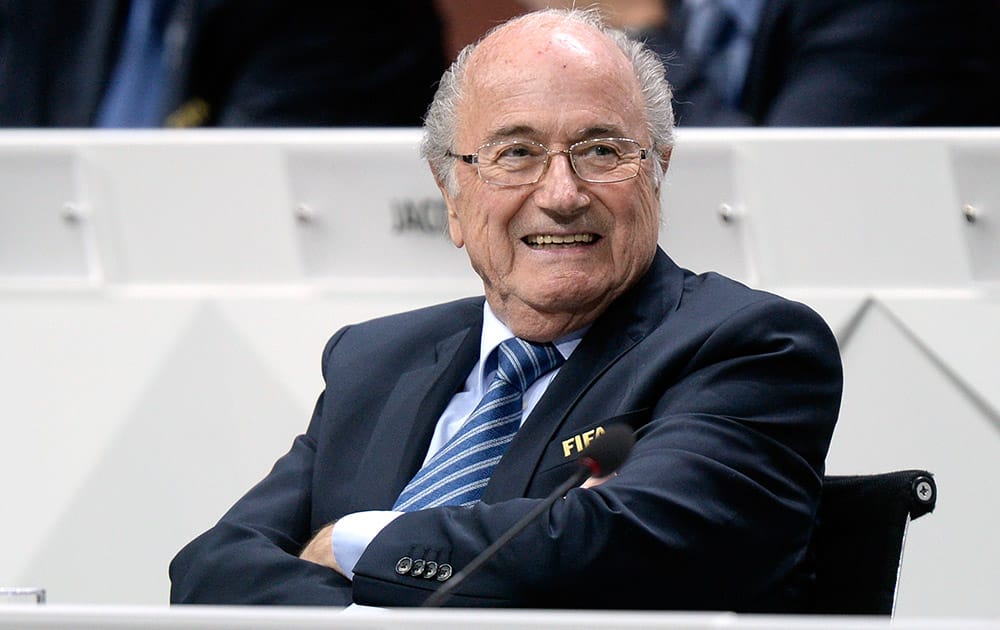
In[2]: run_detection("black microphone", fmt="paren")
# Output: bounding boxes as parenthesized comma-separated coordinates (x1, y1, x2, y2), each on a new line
(422, 423, 635, 607)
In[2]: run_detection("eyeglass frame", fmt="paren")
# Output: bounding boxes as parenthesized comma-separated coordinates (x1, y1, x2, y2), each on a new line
(447, 137, 650, 187)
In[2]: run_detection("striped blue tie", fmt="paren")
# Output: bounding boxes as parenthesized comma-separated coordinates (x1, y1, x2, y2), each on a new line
(393, 338, 564, 511)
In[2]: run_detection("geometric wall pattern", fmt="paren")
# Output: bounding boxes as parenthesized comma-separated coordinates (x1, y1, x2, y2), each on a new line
(1, 130, 997, 615)
(805, 295, 1000, 617)
(0, 295, 452, 605)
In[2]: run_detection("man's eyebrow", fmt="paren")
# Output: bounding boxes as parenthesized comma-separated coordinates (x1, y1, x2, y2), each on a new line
(480, 124, 632, 144)
(484, 125, 539, 142)
(573, 125, 628, 140)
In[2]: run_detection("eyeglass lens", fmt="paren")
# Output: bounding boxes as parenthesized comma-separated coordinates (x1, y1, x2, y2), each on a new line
(477, 138, 643, 185)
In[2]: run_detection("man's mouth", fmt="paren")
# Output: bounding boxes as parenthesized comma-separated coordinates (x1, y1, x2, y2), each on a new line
(523, 233, 599, 248)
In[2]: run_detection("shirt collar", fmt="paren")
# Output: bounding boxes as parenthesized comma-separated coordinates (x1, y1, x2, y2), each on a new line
(478, 302, 588, 385)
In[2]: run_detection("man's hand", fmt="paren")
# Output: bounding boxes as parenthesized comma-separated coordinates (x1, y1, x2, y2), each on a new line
(299, 523, 345, 576)
(581, 472, 617, 489)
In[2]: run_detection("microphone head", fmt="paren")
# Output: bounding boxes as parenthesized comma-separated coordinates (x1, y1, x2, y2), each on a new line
(578, 423, 635, 477)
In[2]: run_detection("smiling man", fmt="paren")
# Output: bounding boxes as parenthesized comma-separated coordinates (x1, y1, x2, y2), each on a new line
(170, 9, 842, 611)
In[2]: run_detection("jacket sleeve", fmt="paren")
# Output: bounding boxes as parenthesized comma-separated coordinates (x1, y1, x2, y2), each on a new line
(350, 297, 842, 610)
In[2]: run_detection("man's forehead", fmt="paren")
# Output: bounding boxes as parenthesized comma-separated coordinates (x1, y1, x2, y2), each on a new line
(458, 19, 644, 143)
(472, 16, 623, 74)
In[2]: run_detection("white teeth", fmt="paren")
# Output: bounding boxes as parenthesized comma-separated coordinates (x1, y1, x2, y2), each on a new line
(525, 234, 595, 246)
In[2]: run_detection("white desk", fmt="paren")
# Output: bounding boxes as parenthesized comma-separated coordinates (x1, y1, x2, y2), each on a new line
(0, 606, 997, 630)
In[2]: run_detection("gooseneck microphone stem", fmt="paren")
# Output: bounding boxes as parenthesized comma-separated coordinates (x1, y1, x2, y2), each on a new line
(421, 466, 590, 608)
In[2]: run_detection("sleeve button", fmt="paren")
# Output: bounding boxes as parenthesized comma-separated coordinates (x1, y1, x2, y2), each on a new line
(410, 558, 426, 577)
(436, 563, 453, 581)
(422, 561, 438, 579)
(394, 557, 413, 575)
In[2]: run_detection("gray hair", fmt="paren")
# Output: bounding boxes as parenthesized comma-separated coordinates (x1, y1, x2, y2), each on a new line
(421, 8, 675, 195)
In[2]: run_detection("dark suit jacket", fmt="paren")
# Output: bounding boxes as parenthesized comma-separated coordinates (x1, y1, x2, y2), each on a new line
(651, 0, 1000, 126)
(0, 0, 445, 127)
(169, 249, 843, 610)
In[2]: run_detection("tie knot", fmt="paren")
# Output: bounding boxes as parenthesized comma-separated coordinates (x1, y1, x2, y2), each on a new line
(495, 338, 565, 393)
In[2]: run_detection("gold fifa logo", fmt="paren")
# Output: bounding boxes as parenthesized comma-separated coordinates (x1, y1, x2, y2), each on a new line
(561, 426, 606, 458)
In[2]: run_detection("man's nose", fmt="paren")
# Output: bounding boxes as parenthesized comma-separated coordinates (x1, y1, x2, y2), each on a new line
(533, 152, 589, 215)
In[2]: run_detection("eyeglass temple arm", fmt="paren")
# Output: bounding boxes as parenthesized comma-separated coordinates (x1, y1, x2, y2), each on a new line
(446, 151, 478, 165)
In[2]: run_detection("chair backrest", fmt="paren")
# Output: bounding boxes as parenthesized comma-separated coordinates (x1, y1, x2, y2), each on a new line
(810, 469, 937, 615)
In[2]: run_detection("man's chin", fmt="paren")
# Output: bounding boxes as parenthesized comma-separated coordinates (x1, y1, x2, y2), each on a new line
(524, 284, 613, 317)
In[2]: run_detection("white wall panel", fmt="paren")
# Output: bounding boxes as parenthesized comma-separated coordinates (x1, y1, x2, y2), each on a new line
(660, 140, 754, 283)
(950, 145, 1000, 283)
(740, 136, 970, 287)
(0, 149, 96, 282)
(86, 141, 300, 283)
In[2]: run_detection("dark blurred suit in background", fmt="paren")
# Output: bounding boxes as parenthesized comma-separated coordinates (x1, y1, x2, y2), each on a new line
(518, 0, 1000, 127)
(0, 0, 446, 127)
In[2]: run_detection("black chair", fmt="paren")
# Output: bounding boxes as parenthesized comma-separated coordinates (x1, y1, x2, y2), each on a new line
(810, 469, 937, 615)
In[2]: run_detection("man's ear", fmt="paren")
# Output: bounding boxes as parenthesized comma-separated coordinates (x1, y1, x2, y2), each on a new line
(654, 146, 672, 195)
(660, 146, 672, 176)
(436, 178, 465, 248)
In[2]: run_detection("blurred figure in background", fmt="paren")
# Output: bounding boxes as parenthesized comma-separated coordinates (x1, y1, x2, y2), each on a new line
(521, 0, 1000, 126)
(0, 1, 446, 127)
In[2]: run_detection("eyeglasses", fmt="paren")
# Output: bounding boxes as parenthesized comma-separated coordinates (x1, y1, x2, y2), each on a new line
(448, 137, 649, 186)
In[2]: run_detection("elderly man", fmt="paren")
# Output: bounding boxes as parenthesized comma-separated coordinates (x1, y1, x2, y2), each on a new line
(170, 8, 841, 610)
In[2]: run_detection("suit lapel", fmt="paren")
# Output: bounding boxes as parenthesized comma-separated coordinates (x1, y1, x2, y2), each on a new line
(481, 249, 685, 501)
(344, 312, 483, 512)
